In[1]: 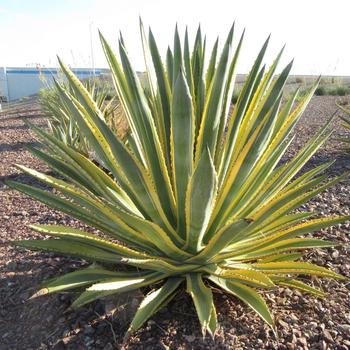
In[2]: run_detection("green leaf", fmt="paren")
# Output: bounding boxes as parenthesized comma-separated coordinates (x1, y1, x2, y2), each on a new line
(258, 252, 303, 263)
(272, 277, 326, 297)
(13, 238, 122, 264)
(253, 261, 345, 279)
(186, 273, 216, 336)
(166, 46, 174, 88)
(215, 29, 244, 166)
(148, 27, 172, 158)
(128, 277, 183, 333)
(195, 24, 234, 161)
(214, 268, 275, 288)
(209, 276, 274, 328)
(205, 37, 218, 91)
(171, 69, 195, 234)
(191, 25, 206, 134)
(185, 148, 217, 253)
(87, 272, 164, 291)
(72, 272, 164, 309)
(219, 36, 270, 184)
(32, 265, 140, 297)
(235, 238, 336, 260)
(183, 27, 194, 96)
(172, 25, 183, 87)
(208, 302, 218, 337)
(5, 180, 125, 241)
(29, 224, 153, 259)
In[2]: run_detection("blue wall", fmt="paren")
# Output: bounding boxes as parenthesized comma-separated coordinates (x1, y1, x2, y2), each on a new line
(1, 67, 110, 101)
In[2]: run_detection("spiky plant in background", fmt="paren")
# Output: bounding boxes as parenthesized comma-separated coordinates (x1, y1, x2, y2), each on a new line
(39, 77, 125, 155)
(336, 102, 350, 152)
(7, 21, 349, 338)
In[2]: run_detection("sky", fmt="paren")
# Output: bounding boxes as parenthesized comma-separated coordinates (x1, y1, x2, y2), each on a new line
(0, 0, 350, 75)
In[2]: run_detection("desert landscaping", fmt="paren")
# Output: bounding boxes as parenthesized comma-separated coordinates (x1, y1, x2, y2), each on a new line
(1, 92, 350, 350)
(1, 2, 350, 348)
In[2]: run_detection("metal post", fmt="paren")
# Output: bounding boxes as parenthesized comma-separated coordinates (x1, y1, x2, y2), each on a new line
(89, 21, 95, 77)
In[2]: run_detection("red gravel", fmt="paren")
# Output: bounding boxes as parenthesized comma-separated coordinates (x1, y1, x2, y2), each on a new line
(0, 96, 349, 350)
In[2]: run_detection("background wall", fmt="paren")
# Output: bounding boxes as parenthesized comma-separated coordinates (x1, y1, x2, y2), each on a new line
(0, 67, 109, 102)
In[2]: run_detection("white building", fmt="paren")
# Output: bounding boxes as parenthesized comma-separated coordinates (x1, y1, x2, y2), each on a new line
(0, 67, 110, 102)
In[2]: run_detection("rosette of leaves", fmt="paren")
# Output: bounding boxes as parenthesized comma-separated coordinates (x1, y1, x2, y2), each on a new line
(39, 77, 120, 155)
(7, 21, 348, 337)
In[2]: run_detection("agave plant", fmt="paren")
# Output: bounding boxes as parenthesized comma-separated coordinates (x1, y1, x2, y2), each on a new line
(7, 21, 348, 338)
(39, 76, 122, 155)
(336, 102, 350, 152)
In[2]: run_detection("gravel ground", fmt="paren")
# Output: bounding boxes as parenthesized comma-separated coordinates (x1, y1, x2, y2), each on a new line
(0, 96, 350, 350)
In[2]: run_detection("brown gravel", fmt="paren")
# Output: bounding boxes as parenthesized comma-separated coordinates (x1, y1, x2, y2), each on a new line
(0, 96, 350, 350)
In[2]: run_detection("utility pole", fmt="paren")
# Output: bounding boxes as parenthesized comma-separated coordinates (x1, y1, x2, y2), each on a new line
(89, 21, 95, 76)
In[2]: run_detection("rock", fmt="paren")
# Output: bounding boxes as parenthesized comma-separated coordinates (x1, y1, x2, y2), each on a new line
(293, 329, 301, 338)
(20, 291, 30, 300)
(83, 325, 94, 335)
(62, 335, 74, 345)
(102, 343, 114, 350)
(278, 319, 289, 328)
(84, 337, 94, 346)
(52, 341, 66, 350)
(6, 261, 17, 270)
(323, 329, 334, 342)
(291, 333, 298, 345)
(102, 290, 142, 323)
(289, 314, 299, 323)
(297, 337, 307, 347)
(332, 250, 339, 258)
(319, 340, 327, 350)
(62, 329, 70, 337)
(309, 321, 317, 330)
(159, 342, 170, 350)
(338, 324, 350, 334)
(184, 335, 196, 342)
(286, 342, 295, 350)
